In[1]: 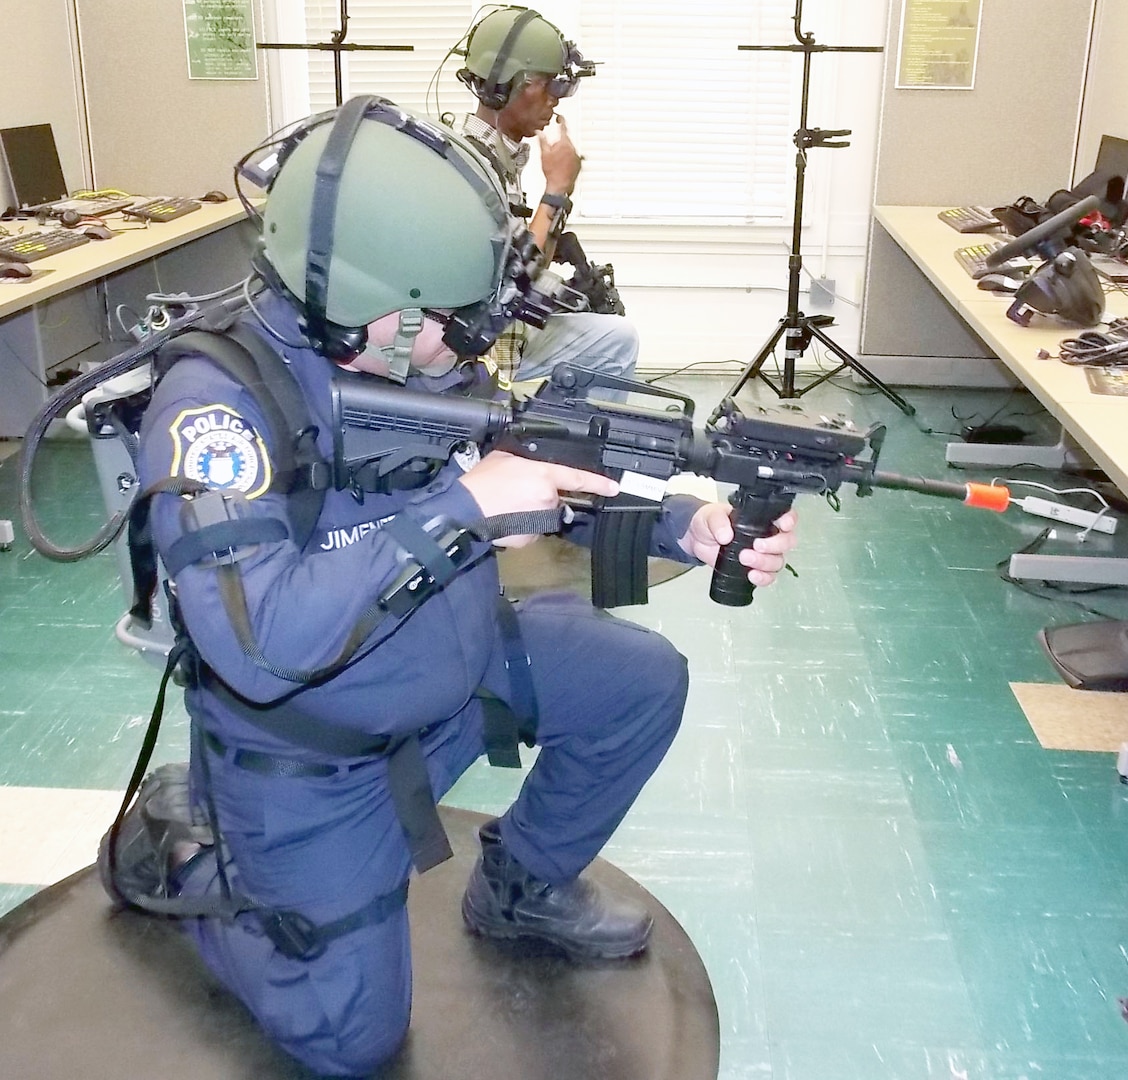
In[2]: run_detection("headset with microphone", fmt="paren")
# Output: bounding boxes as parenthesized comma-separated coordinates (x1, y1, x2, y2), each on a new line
(459, 8, 542, 111)
(455, 6, 594, 112)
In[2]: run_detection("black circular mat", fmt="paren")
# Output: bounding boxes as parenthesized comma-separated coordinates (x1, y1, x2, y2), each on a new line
(0, 806, 719, 1079)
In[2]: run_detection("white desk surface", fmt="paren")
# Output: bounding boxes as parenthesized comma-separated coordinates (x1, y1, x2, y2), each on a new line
(872, 204, 998, 312)
(0, 200, 252, 321)
(873, 204, 1128, 492)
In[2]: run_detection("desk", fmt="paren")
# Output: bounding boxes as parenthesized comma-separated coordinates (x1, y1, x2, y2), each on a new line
(0, 202, 255, 437)
(874, 205, 1128, 584)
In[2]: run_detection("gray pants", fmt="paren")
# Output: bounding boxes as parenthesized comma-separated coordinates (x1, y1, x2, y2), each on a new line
(515, 311, 639, 383)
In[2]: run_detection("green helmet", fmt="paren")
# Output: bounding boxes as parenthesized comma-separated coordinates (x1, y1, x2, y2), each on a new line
(458, 7, 593, 109)
(259, 99, 511, 334)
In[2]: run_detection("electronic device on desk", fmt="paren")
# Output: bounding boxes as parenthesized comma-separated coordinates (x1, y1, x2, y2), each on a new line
(122, 196, 202, 223)
(0, 124, 130, 219)
(0, 123, 70, 212)
(985, 194, 1105, 327)
(954, 240, 1033, 279)
(938, 205, 1002, 233)
(1070, 134, 1128, 230)
(44, 193, 135, 219)
(977, 272, 1025, 294)
(0, 227, 91, 262)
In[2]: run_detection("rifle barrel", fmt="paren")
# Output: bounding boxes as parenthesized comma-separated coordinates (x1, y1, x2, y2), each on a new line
(872, 471, 1010, 512)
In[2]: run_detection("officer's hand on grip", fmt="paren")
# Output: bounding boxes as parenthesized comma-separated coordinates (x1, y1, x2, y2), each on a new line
(459, 450, 619, 549)
(678, 504, 799, 589)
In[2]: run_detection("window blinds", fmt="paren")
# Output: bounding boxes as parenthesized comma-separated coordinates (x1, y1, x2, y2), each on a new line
(298, 2, 470, 117)
(288, 1, 795, 223)
(572, 3, 794, 221)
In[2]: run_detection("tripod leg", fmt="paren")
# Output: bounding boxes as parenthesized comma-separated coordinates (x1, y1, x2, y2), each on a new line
(806, 323, 916, 417)
(709, 320, 788, 422)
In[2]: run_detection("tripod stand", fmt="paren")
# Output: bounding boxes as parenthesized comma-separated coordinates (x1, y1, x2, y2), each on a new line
(713, 2, 915, 419)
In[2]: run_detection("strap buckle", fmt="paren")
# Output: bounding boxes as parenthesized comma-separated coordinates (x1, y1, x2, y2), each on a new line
(259, 908, 326, 960)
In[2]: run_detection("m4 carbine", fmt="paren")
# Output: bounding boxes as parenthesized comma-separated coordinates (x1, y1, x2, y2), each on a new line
(553, 232, 626, 317)
(333, 364, 1009, 608)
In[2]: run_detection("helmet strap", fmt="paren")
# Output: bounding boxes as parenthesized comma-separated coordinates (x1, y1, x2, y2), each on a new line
(304, 95, 376, 359)
(481, 7, 541, 109)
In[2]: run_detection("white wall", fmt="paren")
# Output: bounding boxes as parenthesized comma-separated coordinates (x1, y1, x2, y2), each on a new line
(1075, 0, 1128, 180)
(76, 0, 270, 197)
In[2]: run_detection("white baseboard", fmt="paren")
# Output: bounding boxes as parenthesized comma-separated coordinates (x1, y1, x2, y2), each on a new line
(854, 355, 1020, 388)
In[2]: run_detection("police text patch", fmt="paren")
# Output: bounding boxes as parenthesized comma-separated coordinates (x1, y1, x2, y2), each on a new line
(168, 405, 272, 498)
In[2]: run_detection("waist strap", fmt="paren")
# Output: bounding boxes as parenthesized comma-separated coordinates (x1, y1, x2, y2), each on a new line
(201, 726, 452, 872)
(201, 728, 388, 777)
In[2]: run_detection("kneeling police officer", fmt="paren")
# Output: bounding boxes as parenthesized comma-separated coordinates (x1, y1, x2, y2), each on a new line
(130, 97, 798, 1077)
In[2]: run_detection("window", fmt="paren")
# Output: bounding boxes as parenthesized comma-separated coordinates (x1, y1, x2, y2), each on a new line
(267, 2, 796, 223)
(570, 3, 794, 222)
(288, 3, 472, 119)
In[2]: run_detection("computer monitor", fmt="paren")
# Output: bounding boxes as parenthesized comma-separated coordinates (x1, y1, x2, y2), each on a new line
(0, 123, 68, 209)
(1095, 134, 1128, 180)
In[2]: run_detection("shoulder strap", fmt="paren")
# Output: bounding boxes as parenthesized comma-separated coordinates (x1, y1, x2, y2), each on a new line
(461, 131, 531, 218)
(157, 329, 330, 549)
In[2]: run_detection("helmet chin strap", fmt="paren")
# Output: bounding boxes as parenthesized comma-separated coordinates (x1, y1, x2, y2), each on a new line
(356, 308, 425, 384)
(387, 308, 425, 383)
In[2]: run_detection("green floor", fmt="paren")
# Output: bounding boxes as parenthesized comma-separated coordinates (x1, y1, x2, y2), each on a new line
(3, 375, 1128, 1079)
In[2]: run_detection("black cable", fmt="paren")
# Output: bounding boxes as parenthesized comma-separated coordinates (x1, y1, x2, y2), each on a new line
(644, 360, 745, 385)
(1058, 328, 1128, 366)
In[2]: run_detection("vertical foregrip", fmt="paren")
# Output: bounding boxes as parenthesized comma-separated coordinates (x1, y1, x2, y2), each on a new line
(709, 486, 796, 607)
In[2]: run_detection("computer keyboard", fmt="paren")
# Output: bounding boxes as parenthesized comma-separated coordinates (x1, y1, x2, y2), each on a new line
(0, 227, 91, 263)
(938, 206, 1002, 233)
(954, 240, 1004, 275)
(954, 241, 1032, 279)
(48, 194, 136, 218)
(123, 197, 202, 223)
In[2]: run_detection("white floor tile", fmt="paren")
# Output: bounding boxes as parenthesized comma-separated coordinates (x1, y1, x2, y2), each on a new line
(0, 786, 124, 886)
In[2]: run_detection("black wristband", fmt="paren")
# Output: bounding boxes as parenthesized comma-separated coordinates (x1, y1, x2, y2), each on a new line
(539, 192, 573, 215)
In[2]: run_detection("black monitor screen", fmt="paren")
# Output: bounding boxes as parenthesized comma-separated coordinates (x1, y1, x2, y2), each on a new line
(0, 123, 68, 208)
(1095, 134, 1128, 179)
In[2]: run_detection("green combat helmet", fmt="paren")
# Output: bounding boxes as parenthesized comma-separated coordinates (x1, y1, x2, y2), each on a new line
(258, 98, 511, 355)
(250, 96, 573, 362)
(457, 6, 595, 110)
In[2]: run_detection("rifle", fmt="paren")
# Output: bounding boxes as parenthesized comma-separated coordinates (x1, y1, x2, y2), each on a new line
(552, 231, 627, 317)
(332, 364, 1010, 608)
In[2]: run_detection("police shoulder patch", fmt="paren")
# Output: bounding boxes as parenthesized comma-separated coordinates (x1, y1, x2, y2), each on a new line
(168, 404, 272, 498)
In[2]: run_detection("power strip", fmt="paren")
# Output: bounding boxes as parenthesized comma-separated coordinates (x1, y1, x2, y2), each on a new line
(1016, 496, 1118, 534)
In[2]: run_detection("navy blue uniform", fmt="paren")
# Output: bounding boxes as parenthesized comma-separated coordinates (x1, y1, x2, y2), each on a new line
(137, 294, 697, 1076)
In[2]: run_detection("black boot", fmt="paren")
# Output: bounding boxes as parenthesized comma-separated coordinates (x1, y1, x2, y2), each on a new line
(461, 819, 652, 961)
